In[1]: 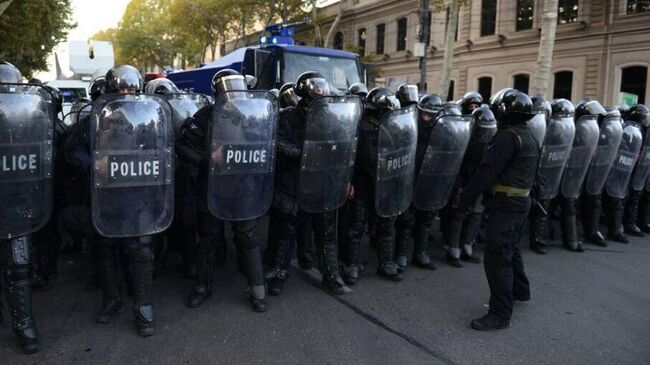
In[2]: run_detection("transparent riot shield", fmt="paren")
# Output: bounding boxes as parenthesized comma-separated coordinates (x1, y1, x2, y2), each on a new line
(207, 91, 278, 221)
(559, 115, 600, 198)
(604, 122, 644, 199)
(0, 84, 54, 239)
(161, 93, 210, 133)
(297, 95, 362, 213)
(412, 114, 471, 211)
(90, 93, 174, 237)
(375, 105, 418, 217)
(528, 113, 547, 150)
(630, 132, 650, 191)
(584, 115, 624, 196)
(538, 116, 575, 200)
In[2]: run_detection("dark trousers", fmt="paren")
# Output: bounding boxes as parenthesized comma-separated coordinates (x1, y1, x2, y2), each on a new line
(483, 208, 530, 320)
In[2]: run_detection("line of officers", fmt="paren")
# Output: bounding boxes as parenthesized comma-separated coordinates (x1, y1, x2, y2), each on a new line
(1, 60, 649, 354)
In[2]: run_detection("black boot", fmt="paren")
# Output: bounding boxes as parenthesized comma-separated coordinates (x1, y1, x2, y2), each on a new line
(640, 191, 650, 234)
(133, 304, 155, 337)
(187, 285, 212, 308)
(624, 190, 645, 237)
(96, 245, 124, 324)
(471, 313, 511, 331)
(607, 198, 629, 243)
(561, 213, 584, 252)
(412, 224, 436, 271)
(530, 200, 550, 254)
(341, 202, 366, 286)
(394, 212, 412, 272)
(376, 235, 402, 282)
(582, 195, 608, 247)
(6, 263, 40, 354)
(263, 236, 292, 297)
(243, 247, 267, 312)
(317, 235, 350, 295)
(129, 242, 155, 336)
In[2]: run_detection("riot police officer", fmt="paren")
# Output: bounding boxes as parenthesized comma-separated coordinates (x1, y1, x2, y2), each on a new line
(556, 99, 603, 252)
(623, 104, 650, 236)
(76, 65, 164, 336)
(145, 77, 180, 95)
(459, 91, 483, 116)
(0, 61, 49, 353)
(265, 71, 358, 295)
(393, 94, 443, 271)
(603, 104, 646, 243)
(529, 98, 574, 255)
(395, 83, 419, 107)
(580, 107, 623, 246)
(459, 89, 539, 330)
(348, 83, 369, 101)
(279, 82, 300, 109)
(342, 87, 417, 282)
(177, 69, 271, 312)
(444, 106, 497, 267)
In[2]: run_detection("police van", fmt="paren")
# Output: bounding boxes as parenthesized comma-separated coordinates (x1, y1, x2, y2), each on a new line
(168, 24, 369, 94)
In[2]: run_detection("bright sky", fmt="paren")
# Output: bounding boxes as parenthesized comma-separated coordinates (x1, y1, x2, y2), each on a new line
(37, 0, 131, 81)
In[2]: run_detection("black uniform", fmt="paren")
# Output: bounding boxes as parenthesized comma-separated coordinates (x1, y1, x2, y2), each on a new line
(393, 112, 437, 269)
(176, 105, 267, 310)
(264, 104, 345, 294)
(460, 122, 538, 324)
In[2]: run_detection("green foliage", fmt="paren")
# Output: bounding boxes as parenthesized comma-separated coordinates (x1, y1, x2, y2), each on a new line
(0, 0, 76, 78)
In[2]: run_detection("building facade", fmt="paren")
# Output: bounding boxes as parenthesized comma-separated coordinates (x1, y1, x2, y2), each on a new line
(289, 0, 650, 105)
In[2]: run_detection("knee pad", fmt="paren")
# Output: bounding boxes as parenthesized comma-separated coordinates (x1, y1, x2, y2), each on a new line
(10, 236, 31, 266)
(375, 217, 394, 238)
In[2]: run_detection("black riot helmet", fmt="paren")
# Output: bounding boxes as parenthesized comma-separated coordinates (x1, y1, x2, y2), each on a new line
(417, 93, 443, 115)
(531, 94, 552, 120)
(211, 69, 247, 98)
(599, 106, 621, 125)
(550, 98, 575, 118)
(440, 102, 462, 117)
(396, 83, 419, 107)
(348, 83, 369, 99)
(471, 106, 497, 143)
(489, 88, 514, 120)
(575, 98, 606, 120)
(460, 91, 483, 115)
(295, 71, 330, 102)
(44, 85, 63, 115)
(366, 87, 400, 111)
(615, 104, 630, 120)
(105, 65, 143, 93)
(0, 61, 22, 83)
(495, 89, 533, 125)
(279, 82, 300, 108)
(627, 104, 650, 127)
(89, 76, 106, 101)
(144, 77, 179, 95)
(268, 88, 280, 98)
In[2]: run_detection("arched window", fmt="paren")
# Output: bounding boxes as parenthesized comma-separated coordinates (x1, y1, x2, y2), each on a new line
(553, 71, 573, 100)
(334, 32, 344, 50)
(620, 66, 648, 104)
(513, 73, 530, 94)
(478, 76, 492, 102)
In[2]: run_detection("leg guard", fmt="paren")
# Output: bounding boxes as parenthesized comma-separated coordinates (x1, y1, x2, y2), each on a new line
(394, 209, 414, 269)
(624, 189, 644, 237)
(560, 197, 583, 252)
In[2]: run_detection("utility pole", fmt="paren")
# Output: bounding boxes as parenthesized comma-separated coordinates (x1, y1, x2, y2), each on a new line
(531, 0, 558, 96)
(419, 0, 431, 91)
(439, 0, 459, 97)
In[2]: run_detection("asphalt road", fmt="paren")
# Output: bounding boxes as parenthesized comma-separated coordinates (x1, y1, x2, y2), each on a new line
(1, 220, 649, 365)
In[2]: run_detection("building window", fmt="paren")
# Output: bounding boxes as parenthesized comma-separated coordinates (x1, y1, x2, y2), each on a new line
(376, 23, 385, 54)
(513, 73, 530, 94)
(447, 80, 455, 101)
(358, 28, 366, 56)
(478, 77, 493, 102)
(516, 0, 534, 31)
(558, 0, 579, 24)
(627, 0, 650, 14)
(334, 32, 344, 50)
(553, 71, 573, 100)
(397, 18, 408, 51)
(620, 66, 648, 104)
(481, 0, 498, 36)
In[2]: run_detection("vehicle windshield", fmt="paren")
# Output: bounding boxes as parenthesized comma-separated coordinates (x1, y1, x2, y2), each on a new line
(59, 88, 88, 103)
(283, 52, 362, 91)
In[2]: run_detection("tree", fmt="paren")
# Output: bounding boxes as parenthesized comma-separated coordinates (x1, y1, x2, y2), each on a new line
(530, 0, 558, 96)
(0, 0, 76, 78)
(323, 0, 358, 49)
(438, 0, 459, 97)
